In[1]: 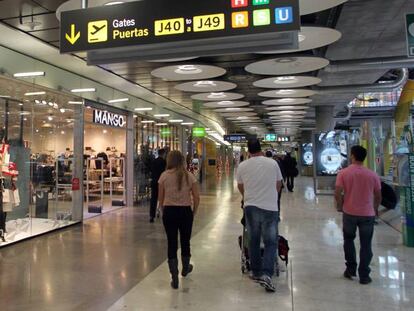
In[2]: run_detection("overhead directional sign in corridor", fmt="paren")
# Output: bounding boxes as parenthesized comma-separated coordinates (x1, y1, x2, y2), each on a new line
(60, 0, 300, 58)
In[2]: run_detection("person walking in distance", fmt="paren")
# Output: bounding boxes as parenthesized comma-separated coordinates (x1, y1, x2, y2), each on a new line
(335, 145, 382, 285)
(149, 149, 167, 223)
(158, 151, 200, 289)
(283, 152, 297, 192)
(237, 139, 283, 293)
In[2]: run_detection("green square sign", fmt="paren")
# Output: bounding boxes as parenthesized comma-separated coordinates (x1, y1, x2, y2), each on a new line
(253, 0, 270, 5)
(406, 14, 414, 57)
(253, 9, 270, 26)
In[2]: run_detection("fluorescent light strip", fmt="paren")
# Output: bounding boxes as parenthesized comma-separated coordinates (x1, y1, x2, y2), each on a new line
(108, 98, 129, 104)
(181, 122, 194, 125)
(68, 101, 83, 105)
(154, 114, 170, 117)
(141, 120, 155, 124)
(156, 123, 168, 126)
(0, 95, 11, 98)
(169, 119, 183, 123)
(71, 88, 96, 93)
(13, 72, 45, 78)
(135, 107, 153, 111)
(25, 91, 46, 96)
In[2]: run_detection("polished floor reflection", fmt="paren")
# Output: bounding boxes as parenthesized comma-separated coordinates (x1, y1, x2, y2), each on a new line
(1, 177, 413, 311)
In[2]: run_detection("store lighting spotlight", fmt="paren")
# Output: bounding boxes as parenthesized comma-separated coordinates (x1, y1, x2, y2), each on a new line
(169, 119, 183, 123)
(105, 1, 124, 5)
(24, 91, 46, 96)
(48, 102, 54, 106)
(47, 115, 53, 121)
(134, 107, 153, 111)
(13, 72, 45, 78)
(154, 114, 170, 118)
(18, 103, 24, 106)
(61, 131, 65, 135)
(60, 108, 66, 113)
(41, 100, 47, 105)
(103, 129, 108, 134)
(70, 88, 96, 93)
(108, 98, 129, 104)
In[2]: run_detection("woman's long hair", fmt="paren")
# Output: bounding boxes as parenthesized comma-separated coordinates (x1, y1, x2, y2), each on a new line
(166, 150, 189, 191)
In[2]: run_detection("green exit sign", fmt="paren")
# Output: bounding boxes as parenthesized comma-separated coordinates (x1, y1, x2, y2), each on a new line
(406, 14, 414, 57)
(192, 127, 206, 138)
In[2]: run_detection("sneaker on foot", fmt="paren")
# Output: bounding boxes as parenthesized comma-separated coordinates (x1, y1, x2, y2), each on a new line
(359, 276, 372, 285)
(258, 275, 276, 292)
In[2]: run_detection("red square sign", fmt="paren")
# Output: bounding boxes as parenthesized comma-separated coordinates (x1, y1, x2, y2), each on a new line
(232, 0, 249, 8)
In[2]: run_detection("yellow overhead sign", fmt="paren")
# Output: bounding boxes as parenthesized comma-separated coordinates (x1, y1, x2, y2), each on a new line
(88, 20, 108, 43)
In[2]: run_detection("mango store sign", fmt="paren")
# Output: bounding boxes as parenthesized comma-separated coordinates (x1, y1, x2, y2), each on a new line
(93, 110, 126, 127)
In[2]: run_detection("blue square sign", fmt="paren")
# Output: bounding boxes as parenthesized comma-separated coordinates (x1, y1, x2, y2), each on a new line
(275, 7, 293, 24)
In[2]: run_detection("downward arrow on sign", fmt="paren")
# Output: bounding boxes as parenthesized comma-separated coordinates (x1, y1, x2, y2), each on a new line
(65, 24, 80, 45)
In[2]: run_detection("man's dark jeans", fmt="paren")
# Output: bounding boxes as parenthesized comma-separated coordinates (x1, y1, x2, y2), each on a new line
(245, 206, 279, 278)
(343, 213, 375, 278)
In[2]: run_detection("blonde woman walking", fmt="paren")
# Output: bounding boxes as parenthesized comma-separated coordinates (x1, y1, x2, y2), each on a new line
(158, 150, 200, 289)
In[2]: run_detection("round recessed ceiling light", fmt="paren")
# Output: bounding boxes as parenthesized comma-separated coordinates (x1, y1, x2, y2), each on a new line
(254, 76, 321, 89)
(299, 0, 348, 15)
(256, 27, 342, 54)
(259, 89, 316, 98)
(175, 81, 237, 92)
(191, 92, 245, 101)
(245, 57, 329, 76)
(151, 65, 226, 81)
(263, 98, 313, 106)
(203, 101, 250, 108)
(214, 107, 254, 113)
(265, 106, 309, 111)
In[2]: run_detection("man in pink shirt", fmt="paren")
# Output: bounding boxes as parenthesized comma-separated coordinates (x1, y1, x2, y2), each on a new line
(335, 145, 382, 285)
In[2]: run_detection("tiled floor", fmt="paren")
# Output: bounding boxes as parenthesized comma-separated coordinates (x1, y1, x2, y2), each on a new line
(1, 177, 413, 311)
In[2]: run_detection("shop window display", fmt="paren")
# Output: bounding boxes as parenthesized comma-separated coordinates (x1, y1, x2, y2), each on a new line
(0, 83, 82, 246)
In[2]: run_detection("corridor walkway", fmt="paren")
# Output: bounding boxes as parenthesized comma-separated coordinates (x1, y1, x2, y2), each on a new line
(0, 177, 413, 311)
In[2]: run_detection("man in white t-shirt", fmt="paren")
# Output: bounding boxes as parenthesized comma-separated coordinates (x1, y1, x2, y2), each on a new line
(236, 139, 283, 293)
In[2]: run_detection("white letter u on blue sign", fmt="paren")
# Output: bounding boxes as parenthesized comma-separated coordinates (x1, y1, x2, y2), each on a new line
(275, 7, 293, 24)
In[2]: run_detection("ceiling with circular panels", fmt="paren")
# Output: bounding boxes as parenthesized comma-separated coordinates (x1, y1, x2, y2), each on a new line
(175, 81, 237, 93)
(214, 107, 254, 113)
(259, 89, 317, 98)
(253, 76, 322, 89)
(265, 106, 310, 111)
(245, 57, 330, 76)
(191, 92, 245, 101)
(202, 101, 250, 108)
(268, 111, 307, 116)
(299, 0, 348, 15)
(256, 27, 342, 55)
(228, 117, 261, 121)
(262, 98, 313, 106)
(151, 65, 226, 82)
(222, 112, 258, 118)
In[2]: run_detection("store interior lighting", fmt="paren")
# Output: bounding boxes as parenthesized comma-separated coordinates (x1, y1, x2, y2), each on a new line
(134, 107, 153, 111)
(13, 72, 45, 78)
(108, 98, 129, 104)
(71, 88, 96, 93)
(24, 91, 46, 96)
(154, 114, 170, 117)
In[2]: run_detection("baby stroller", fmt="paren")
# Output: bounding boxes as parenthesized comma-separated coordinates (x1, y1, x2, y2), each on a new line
(239, 207, 290, 277)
